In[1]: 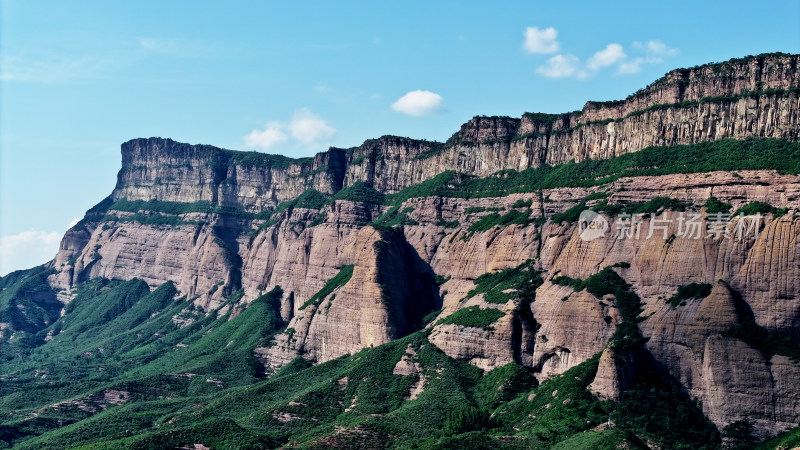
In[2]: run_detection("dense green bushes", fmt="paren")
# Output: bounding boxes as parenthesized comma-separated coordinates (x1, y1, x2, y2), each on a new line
(437, 306, 505, 330)
(387, 138, 800, 203)
(466, 260, 542, 304)
(466, 208, 535, 234)
(734, 201, 788, 217)
(333, 180, 386, 204)
(667, 283, 713, 308)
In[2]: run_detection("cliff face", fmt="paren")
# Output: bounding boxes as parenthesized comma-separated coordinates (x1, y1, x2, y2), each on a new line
(37, 53, 800, 439)
(111, 54, 800, 207)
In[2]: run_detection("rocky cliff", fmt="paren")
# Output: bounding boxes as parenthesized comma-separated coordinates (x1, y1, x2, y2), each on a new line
(30, 52, 800, 441)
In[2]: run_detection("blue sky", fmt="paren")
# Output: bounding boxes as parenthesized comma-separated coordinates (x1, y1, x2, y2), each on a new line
(2, 0, 799, 275)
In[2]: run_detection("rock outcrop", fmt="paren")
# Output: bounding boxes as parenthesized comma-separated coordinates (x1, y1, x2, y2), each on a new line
(37, 52, 800, 438)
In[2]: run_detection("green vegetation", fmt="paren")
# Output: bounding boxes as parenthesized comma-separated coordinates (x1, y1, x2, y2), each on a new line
(467, 260, 542, 304)
(552, 267, 628, 299)
(384, 138, 800, 204)
(333, 180, 386, 204)
(465, 208, 536, 237)
(733, 201, 788, 217)
(0, 265, 58, 359)
(667, 283, 713, 308)
(724, 317, 800, 363)
(550, 192, 607, 224)
(512, 198, 533, 208)
(593, 196, 693, 218)
(371, 206, 419, 229)
(226, 149, 313, 169)
(254, 189, 331, 232)
(299, 265, 354, 310)
(704, 196, 732, 214)
(436, 219, 460, 228)
(308, 211, 326, 227)
(757, 424, 800, 450)
(552, 267, 646, 350)
(436, 305, 505, 330)
(0, 263, 724, 449)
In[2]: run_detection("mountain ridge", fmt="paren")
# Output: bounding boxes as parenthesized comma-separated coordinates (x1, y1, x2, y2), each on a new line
(3, 52, 800, 448)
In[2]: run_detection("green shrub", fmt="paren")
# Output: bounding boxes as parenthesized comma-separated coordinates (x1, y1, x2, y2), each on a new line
(667, 283, 713, 308)
(334, 180, 386, 204)
(466, 208, 535, 235)
(467, 260, 542, 304)
(734, 201, 787, 217)
(437, 306, 505, 330)
(299, 265, 355, 310)
(704, 196, 732, 214)
(725, 317, 800, 362)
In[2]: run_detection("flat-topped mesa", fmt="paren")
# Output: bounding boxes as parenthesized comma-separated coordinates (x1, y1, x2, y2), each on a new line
(113, 53, 800, 209)
(114, 137, 346, 212)
(577, 52, 800, 123)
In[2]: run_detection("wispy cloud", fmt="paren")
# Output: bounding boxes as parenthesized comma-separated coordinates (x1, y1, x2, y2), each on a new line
(0, 54, 112, 83)
(635, 40, 678, 57)
(244, 122, 288, 150)
(136, 37, 219, 57)
(1, 35, 224, 83)
(536, 54, 589, 79)
(525, 27, 678, 79)
(0, 230, 62, 276)
(620, 40, 679, 74)
(587, 44, 627, 70)
(523, 27, 560, 54)
(244, 108, 335, 151)
(391, 90, 444, 116)
(287, 108, 336, 144)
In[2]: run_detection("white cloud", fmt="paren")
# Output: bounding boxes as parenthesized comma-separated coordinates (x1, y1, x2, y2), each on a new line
(0, 54, 110, 83)
(617, 59, 644, 74)
(244, 108, 335, 151)
(244, 122, 288, 150)
(523, 27, 560, 54)
(620, 40, 678, 74)
(0, 231, 62, 276)
(587, 43, 627, 70)
(391, 90, 444, 116)
(636, 40, 678, 57)
(288, 108, 336, 144)
(136, 37, 217, 57)
(536, 54, 588, 79)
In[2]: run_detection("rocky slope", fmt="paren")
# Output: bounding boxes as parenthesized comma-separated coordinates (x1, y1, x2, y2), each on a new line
(15, 52, 800, 442)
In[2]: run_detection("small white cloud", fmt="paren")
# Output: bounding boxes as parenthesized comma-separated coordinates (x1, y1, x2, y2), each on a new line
(617, 59, 643, 74)
(244, 122, 288, 150)
(587, 44, 627, 70)
(640, 40, 678, 57)
(523, 27, 560, 54)
(288, 108, 336, 144)
(391, 90, 444, 116)
(315, 82, 331, 93)
(536, 54, 588, 79)
(0, 231, 62, 276)
(68, 217, 81, 228)
(618, 40, 677, 75)
(244, 109, 335, 151)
